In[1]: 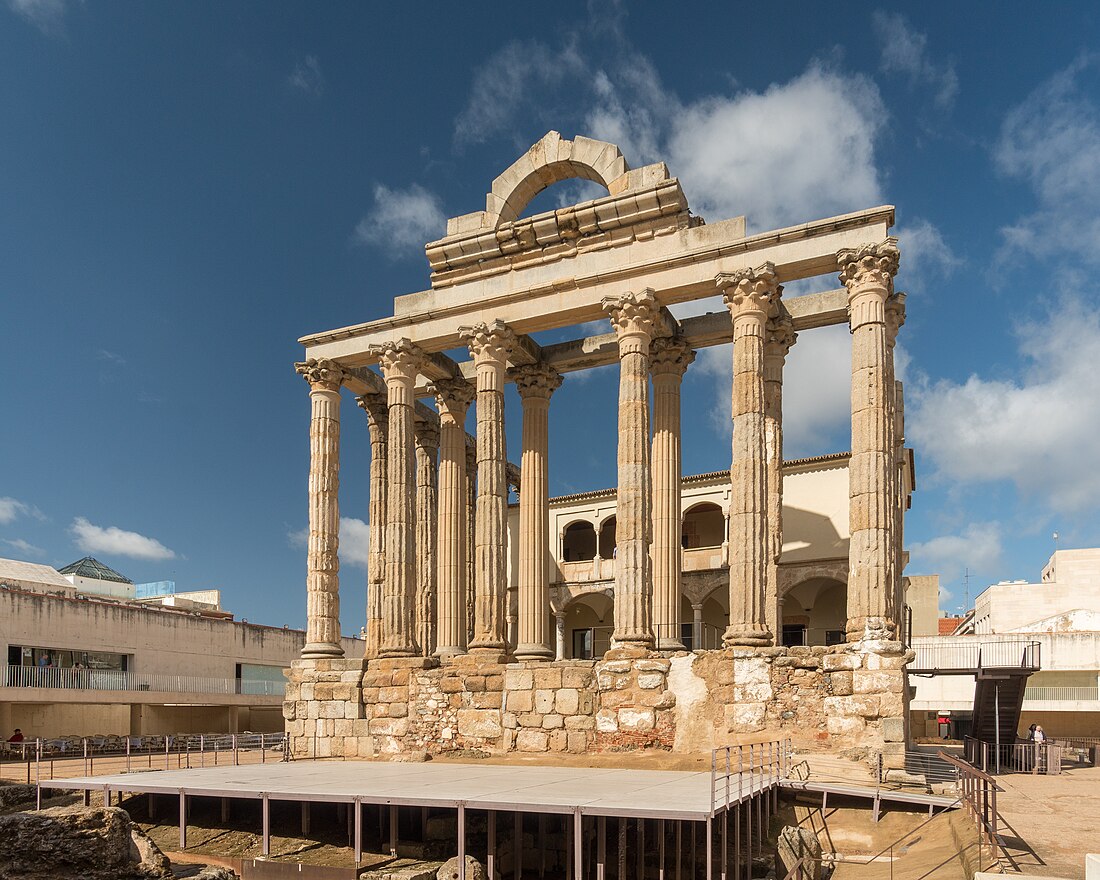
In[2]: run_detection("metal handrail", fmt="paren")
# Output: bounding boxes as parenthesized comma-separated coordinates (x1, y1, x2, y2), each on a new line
(936, 750, 1002, 868)
(909, 638, 1040, 672)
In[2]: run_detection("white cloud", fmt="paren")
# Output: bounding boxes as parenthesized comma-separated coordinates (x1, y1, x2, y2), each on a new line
(96, 349, 126, 366)
(872, 11, 958, 109)
(353, 184, 447, 254)
(910, 296, 1100, 515)
(893, 219, 962, 291)
(0, 497, 29, 525)
(288, 517, 370, 569)
(995, 56, 1100, 266)
(908, 522, 1004, 590)
(3, 538, 45, 558)
(70, 517, 176, 561)
(287, 55, 324, 98)
(7, 0, 67, 34)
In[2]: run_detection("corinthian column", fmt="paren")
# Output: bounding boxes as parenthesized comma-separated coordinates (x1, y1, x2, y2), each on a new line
(368, 339, 426, 657)
(838, 239, 901, 643)
(430, 379, 475, 659)
(886, 295, 907, 632)
(464, 438, 477, 645)
(717, 264, 781, 648)
(356, 393, 388, 658)
(459, 320, 518, 660)
(294, 358, 346, 659)
(414, 423, 439, 657)
(763, 314, 796, 641)
(510, 363, 563, 661)
(602, 290, 660, 654)
(650, 337, 695, 650)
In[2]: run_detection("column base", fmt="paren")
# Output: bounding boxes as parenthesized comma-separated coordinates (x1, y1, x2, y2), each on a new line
(301, 642, 345, 659)
(722, 625, 774, 648)
(434, 646, 466, 662)
(450, 649, 509, 668)
(513, 644, 554, 662)
(604, 643, 652, 660)
(368, 656, 439, 671)
(845, 616, 896, 643)
(656, 636, 687, 651)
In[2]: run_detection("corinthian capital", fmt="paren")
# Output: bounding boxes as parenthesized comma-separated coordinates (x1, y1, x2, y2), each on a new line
(428, 377, 476, 421)
(601, 289, 660, 340)
(459, 319, 519, 366)
(717, 262, 782, 319)
(295, 358, 346, 392)
(367, 338, 427, 384)
(885, 292, 907, 345)
(764, 313, 797, 359)
(837, 238, 900, 294)
(356, 392, 388, 427)
(509, 362, 563, 401)
(649, 337, 696, 378)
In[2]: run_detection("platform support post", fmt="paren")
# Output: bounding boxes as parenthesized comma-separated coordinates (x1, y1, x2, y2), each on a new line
(389, 805, 398, 857)
(675, 819, 682, 880)
(515, 812, 524, 880)
(597, 815, 606, 880)
(637, 818, 644, 880)
(487, 810, 496, 880)
(540, 814, 548, 880)
(354, 799, 362, 865)
(617, 817, 626, 880)
(658, 818, 666, 880)
(745, 798, 751, 880)
(565, 814, 573, 880)
(301, 801, 310, 835)
(573, 810, 583, 880)
(178, 792, 186, 850)
(221, 797, 229, 823)
(457, 804, 466, 880)
(262, 794, 270, 856)
(721, 809, 727, 880)
(148, 793, 155, 820)
(734, 805, 740, 880)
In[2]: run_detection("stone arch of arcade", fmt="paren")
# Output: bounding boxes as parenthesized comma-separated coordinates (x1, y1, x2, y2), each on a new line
(780, 576, 848, 648)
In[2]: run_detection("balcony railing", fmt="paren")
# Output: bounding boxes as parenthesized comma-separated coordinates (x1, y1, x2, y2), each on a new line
(909, 639, 1041, 673)
(1023, 686, 1099, 702)
(1, 665, 286, 697)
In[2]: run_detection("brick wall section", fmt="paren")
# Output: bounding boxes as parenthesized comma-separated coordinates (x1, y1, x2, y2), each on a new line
(285, 644, 911, 764)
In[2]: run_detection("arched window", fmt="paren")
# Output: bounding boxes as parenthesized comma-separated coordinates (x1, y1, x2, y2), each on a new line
(598, 516, 617, 559)
(682, 503, 725, 549)
(561, 521, 596, 562)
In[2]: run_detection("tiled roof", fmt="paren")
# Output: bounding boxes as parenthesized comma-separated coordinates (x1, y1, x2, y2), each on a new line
(938, 617, 961, 635)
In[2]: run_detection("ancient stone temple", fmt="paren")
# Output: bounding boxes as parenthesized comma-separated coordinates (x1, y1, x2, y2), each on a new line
(285, 132, 912, 765)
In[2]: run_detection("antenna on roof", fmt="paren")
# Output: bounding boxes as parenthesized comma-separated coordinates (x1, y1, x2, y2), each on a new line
(963, 567, 970, 612)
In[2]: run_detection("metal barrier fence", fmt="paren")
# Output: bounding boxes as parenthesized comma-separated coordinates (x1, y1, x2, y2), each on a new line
(710, 739, 786, 812)
(0, 733, 288, 785)
(1, 664, 285, 696)
(910, 638, 1040, 672)
(937, 750, 1003, 869)
(964, 736, 1062, 775)
(1022, 685, 1099, 702)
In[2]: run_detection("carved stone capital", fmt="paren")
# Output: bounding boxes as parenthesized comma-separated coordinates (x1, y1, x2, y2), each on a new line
(837, 238, 900, 294)
(601, 290, 660, 341)
(509, 362, 563, 401)
(649, 337, 696, 378)
(459, 319, 519, 366)
(717, 262, 782, 320)
(295, 358, 345, 392)
(885, 292, 907, 346)
(414, 423, 440, 449)
(367, 339, 427, 384)
(764, 313, 797, 359)
(428, 377, 476, 422)
(356, 392, 388, 427)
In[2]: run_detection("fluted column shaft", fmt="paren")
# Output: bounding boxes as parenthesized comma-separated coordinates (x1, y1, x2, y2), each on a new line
(886, 296, 907, 633)
(414, 425, 439, 657)
(464, 439, 477, 645)
(603, 291, 660, 652)
(369, 340, 426, 657)
(839, 239, 901, 642)
(763, 316, 796, 641)
(357, 394, 388, 658)
(460, 321, 518, 658)
(431, 380, 474, 658)
(511, 364, 562, 661)
(295, 358, 346, 659)
(718, 265, 781, 648)
(650, 338, 695, 650)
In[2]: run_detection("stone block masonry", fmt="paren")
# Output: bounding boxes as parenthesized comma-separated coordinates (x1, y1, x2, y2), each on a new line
(285, 643, 911, 761)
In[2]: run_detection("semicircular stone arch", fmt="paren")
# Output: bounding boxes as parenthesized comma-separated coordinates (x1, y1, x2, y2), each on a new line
(485, 131, 628, 228)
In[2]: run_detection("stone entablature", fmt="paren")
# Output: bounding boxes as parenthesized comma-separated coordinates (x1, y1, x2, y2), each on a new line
(285, 645, 910, 765)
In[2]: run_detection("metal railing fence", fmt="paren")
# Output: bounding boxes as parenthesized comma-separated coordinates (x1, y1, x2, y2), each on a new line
(1022, 685, 1099, 702)
(964, 736, 1062, 775)
(910, 639, 1040, 672)
(936, 750, 1003, 869)
(1, 664, 285, 696)
(709, 738, 786, 813)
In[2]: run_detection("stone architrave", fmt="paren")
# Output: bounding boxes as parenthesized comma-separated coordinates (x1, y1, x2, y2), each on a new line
(430, 378, 475, 659)
(838, 239, 901, 643)
(717, 264, 782, 648)
(356, 393, 388, 658)
(414, 423, 440, 657)
(367, 339, 427, 657)
(510, 363, 563, 661)
(602, 290, 660, 653)
(763, 314, 796, 640)
(294, 358, 347, 659)
(886, 295, 907, 628)
(649, 337, 695, 650)
(459, 320, 520, 659)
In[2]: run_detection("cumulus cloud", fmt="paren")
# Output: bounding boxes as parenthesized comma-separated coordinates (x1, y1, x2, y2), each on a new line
(6, 0, 67, 34)
(3, 538, 45, 558)
(0, 498, 29, 525)
(287, 55, 324, 98)
(70, 517, 176, 561)
(353, 184, 447, 255)
(995, 56, 1100, 266)
(908, 522, 1004, 592)
(288, 517, 371, 569)
(910, 297, 1100, 515)
(872, 11, 958, 109)
(893, 219, 962, 291)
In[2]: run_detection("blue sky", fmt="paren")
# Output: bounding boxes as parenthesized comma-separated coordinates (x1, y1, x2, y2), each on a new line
(2, 1, 1099, 631)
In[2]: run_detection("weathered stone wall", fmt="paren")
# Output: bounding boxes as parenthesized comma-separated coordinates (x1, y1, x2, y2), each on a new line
(285, 644, 910, 765)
